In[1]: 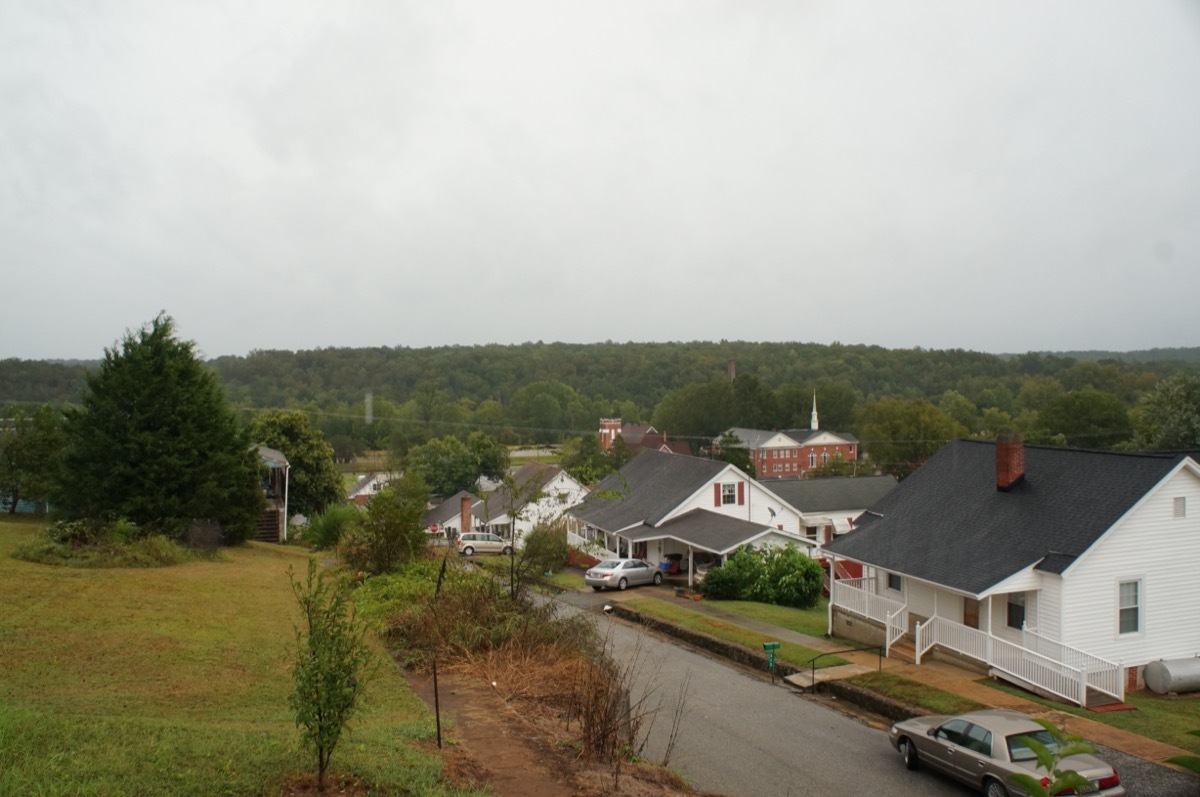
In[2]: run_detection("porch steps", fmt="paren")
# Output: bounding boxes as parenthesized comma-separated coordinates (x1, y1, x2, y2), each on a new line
(887, 636, 917, 664)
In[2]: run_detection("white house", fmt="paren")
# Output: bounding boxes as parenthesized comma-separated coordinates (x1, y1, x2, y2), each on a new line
(483, 462, 589, 548)
(566, 449, 812, 586)
(823, 434, 1200, 707)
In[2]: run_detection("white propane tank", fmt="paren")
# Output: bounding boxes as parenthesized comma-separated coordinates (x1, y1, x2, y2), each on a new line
(1144, 657, 1200, 694)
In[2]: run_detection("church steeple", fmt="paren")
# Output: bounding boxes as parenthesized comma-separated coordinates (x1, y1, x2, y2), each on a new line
(811, 391, 819, 431)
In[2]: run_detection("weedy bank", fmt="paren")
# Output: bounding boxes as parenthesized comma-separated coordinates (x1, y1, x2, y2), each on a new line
(0, 517, 470, 797)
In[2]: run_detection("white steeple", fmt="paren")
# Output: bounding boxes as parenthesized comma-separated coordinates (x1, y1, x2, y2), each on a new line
(810, 391, 819, 431)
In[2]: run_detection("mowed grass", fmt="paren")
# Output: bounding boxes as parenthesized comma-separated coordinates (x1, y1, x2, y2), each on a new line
(703, 598, 834, 639)
(0, 516, 466, 797)
(983, 680, 1200, 754)
(622, 597, 846, 669)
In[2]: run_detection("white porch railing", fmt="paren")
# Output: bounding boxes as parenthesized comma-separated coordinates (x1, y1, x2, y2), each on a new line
(567, 529, 618, 560)
(885, 607, 908, 657)
(912, 615, 1119, 707)
(1023, 626, 1124, 703)
(832, 578, 902, 624)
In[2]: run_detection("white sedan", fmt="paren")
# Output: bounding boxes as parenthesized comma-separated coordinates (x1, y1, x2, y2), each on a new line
(584, 558, 664, 591)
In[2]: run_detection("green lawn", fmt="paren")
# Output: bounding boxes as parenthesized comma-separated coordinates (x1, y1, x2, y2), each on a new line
(0, 516, 469, 797)
(849, 671, 988, 716)
(622, 597, 846, 669)
(702, 597, 834, 639)
(984, 680, 1200, 754)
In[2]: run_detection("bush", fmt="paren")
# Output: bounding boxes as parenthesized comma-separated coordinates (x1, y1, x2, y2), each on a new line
(12, 520, 207, 568)
(303, 505, 362, 550)
(700, 544, 823, 609)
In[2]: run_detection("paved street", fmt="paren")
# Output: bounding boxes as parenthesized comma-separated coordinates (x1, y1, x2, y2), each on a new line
(554, 589, 1197, 797)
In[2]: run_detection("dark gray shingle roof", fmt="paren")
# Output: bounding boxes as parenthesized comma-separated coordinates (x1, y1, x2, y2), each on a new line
(823, 439, 1187, 596)
(570, 449, 729, 532)
(767, 475, 897, 514)
(622, 508, 782, 555)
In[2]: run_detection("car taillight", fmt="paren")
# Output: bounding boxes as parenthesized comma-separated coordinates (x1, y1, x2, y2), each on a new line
(1040, 778, 1075, 796)
(1097, 771, 1120, 789)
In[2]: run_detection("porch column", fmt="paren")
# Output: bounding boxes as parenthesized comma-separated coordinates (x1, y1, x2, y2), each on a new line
(688, 547, 694, 589)
(827, 553, 836, 637)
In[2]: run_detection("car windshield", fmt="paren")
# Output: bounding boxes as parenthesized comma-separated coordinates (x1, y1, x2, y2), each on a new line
(1006, 729, 1059, 762)
(595, 560, 622, 569)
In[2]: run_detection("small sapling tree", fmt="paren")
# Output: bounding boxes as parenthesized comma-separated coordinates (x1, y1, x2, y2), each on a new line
(1008, 718, 1103, 797)
(289, 559, 374, 792)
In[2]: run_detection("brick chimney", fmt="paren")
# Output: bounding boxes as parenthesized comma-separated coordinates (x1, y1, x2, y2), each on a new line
(460, 494, 472, 534)
(996, 432, 1025, 491)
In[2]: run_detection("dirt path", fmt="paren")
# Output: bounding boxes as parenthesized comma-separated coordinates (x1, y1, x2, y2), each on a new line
(406, 670, 704, 797)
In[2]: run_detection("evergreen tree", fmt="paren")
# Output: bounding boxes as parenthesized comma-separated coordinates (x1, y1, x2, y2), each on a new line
(0, 403, 66, 513)
(58, 314, 263, 541)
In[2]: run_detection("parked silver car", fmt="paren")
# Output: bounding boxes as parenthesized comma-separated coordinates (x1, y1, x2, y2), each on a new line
(455, 532, 512, 556)
(584, 558, 663, 591)
(889, 709, 1125, 797)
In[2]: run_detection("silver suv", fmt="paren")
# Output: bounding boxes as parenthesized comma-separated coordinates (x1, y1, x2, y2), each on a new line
(455, 532, 512, 556)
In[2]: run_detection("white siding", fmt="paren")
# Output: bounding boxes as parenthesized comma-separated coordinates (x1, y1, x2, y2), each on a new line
(667, 473, 804, 534)
(1059, 466, 1200, 665)
(1037, 574, 1064, 640)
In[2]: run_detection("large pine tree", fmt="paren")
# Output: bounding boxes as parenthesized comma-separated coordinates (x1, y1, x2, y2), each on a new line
(59, 313, 263, 541)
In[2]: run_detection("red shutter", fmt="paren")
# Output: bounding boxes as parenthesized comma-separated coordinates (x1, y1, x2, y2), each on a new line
(737, 482, 745, 505)
(714, 484, 721, 506)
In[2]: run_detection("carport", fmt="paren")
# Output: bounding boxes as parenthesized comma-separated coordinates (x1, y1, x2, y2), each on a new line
(619, 509, 814, 590)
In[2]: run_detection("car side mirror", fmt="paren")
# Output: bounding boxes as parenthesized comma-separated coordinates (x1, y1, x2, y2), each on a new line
(928, 727, 939, 737)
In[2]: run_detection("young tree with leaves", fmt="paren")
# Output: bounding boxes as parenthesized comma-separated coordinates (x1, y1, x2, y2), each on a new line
(57, 314, 263, 541)
(339, 471, 431, 574)
(290, 559, 374, 792)
(0, 403, 66, 513)
(248, 409, 343, 518)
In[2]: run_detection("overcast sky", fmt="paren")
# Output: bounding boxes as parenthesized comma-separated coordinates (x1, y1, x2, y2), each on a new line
(3, 1, 1199, 361)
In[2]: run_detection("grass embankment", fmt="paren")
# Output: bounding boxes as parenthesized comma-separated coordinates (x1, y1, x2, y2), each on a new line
(622, 597, 846, 669)
(0, 516, 466, 797)
(848, 671, 988, 716)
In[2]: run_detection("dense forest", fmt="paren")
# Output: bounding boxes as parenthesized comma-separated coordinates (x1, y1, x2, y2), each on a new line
(3, 341, 1198, 472)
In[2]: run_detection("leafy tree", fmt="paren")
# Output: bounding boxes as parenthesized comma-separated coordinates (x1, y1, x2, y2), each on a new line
(249, 410, 344, 518)
(466, 431, 510, 481)
(1039, 390, 1132, 449)
(651, 381, 733, 438)
(338, 472, 431, 574)
(1131, 374, 1200, 450)
(712, 432, 755, 477)
(404, 434, 502, 497)
(57, 314, 263, 542)
(507, 522, 571, 597)
(1016, 376, 1065, 414)
(559, 433, 614, 485)
(731, 374, 777, 429)
(289, 558, 374, 792)
(0, 403, 66, 513)
(608, 434, 634, 470)
(1007, 718, 1105, 797)
(857, 397, 967, 479)
(938, 390, 979, 434)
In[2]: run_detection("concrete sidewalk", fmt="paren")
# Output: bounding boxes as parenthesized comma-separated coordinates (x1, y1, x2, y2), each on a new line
(604, 587, 1194, 768)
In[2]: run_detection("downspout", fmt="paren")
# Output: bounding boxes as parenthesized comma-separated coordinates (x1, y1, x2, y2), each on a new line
(827, 553, 835, 636)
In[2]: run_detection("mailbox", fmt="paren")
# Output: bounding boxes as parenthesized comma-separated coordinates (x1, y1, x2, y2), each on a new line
(762, 641, 781, 682)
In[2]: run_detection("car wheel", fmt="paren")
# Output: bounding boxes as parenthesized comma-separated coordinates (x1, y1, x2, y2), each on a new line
(502, 546, 513, 555)
(462, 546, 474, 556)
(653, 572, 663, 585)
(983, 779, 1008, 797)
(617, 578, 628, 591)
(899, 738, 918, 770)
(591, 586, 602, 591)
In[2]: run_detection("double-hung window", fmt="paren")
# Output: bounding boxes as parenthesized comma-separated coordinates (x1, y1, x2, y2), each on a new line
(1119, 580, 1141, 635)
(721, 483, 737, 505)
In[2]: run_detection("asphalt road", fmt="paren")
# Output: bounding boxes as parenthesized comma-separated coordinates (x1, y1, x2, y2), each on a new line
(554, 590, 1196, 797)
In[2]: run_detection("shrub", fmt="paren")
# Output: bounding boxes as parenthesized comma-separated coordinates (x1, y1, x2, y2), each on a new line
(303, 505, 362, 550)
(700, 544, 823, 608)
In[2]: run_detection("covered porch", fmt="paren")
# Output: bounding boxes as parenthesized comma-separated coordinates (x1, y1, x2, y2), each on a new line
(827, 568, 1125, 708)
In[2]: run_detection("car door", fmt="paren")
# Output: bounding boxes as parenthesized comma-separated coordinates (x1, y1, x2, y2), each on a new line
(926, 719, 973, 783)
(626, 560, 650, 585)
(956, 722, 996, 790)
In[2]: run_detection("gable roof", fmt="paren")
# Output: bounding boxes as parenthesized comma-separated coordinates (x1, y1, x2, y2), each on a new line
(422, 490, 485, 527)
(623, 508, 794, 556)
(570, 449, 732, 532)
(484, 462, 579, 518)
(767, 475, 898, 514)
(720, 426, 858, 448)
(823, 439, 1189, 596)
